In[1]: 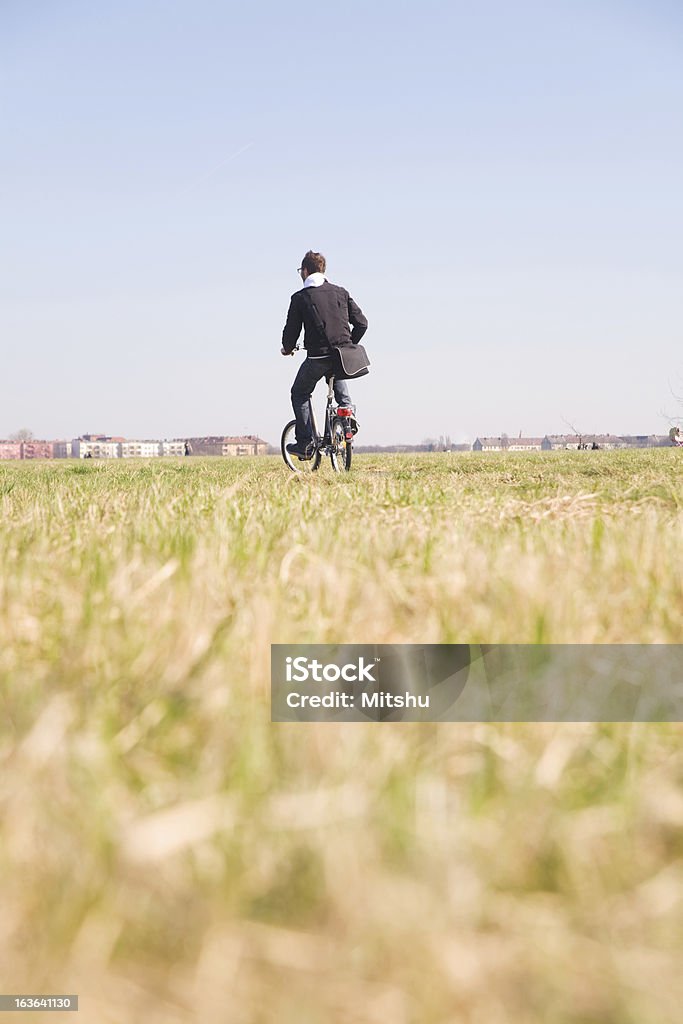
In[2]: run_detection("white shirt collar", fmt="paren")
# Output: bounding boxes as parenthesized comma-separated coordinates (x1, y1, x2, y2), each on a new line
(303, 272, 326, 288)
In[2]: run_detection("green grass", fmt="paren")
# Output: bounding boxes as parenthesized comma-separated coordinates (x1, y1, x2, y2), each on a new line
(1, 451, 682, 1023)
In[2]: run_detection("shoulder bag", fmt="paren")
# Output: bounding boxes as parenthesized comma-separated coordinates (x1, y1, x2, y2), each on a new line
(302, 289, 370, 380)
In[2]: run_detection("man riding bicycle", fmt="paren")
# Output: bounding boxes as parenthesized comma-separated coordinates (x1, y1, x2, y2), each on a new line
(281, 250, 368, 458)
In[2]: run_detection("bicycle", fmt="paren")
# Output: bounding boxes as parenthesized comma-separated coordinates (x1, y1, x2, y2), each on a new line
(281, 371, 355, 474)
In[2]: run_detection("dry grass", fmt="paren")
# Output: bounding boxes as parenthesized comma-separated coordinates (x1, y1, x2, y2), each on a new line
(1, 451, 682, 1022)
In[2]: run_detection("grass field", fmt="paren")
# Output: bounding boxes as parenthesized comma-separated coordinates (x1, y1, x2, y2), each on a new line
(1, 450, 682, 1023)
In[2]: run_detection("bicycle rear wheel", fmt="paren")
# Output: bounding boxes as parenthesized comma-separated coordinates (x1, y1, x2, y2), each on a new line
(329, 417, 352, 472)
(281, 421, 321, 473)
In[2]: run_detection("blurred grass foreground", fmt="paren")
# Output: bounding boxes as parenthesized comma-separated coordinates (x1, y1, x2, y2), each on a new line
(1, 451, 682, 1023)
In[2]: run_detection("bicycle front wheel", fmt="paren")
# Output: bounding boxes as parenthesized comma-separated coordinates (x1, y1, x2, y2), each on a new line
(281, 421, 321, 474)
(329, 417, 352, 472)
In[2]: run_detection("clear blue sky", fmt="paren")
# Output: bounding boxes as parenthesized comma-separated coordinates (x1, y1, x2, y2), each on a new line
(2, 0, 682, 444)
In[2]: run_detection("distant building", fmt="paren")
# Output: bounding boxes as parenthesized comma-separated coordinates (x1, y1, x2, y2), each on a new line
(184, 435, 269, 456)
(80, 433, 126, 443)
(0, 431, 270, 460)
(473, 436, 543, 452)
(21, 441, 54, 459)
(617, 435, 648, 448)
(542, 435, 583, 451)
(542, 434, 668, 451)
(619, 434, 670, 448)
(589, 435, 626, 450)
(161, 440, 186, 457)
(472, 437, 504, 452)
(543, 434, 627, 450)
(119, 441, 161, 458)
(72, 438, 119, 459)
(0, 441, 22, 460)
(506, 437, 544, 452)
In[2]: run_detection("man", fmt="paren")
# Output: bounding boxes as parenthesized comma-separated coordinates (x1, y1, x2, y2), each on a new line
(281, 250, 368, 457)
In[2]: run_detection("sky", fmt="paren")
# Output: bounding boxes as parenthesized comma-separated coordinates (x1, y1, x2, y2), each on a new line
(2, 0, 682, 445)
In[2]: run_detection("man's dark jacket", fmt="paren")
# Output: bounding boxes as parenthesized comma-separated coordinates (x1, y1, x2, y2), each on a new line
(282, 281, 368, 356)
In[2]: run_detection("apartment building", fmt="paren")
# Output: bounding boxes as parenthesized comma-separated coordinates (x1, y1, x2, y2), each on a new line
(161, 441, 186, 457)
(0, 442, 22, 460)
(72, 439, 120, 459)
(506, 437, 544, 452)
(0, 433, 270, 460)
(0, 441, 54, 459)
(21, 441, 54, 459)
(119, 441, 161, 458)
(185, 435, 268, 456)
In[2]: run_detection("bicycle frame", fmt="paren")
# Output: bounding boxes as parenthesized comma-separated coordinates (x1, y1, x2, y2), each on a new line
(281, 370, 353, 472)
(307, 376, 337, 453)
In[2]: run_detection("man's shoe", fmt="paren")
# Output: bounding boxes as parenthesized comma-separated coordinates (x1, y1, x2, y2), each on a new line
(286, 442, 314, 461)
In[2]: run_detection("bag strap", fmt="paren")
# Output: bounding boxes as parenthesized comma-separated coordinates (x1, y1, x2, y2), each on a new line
(301, 288, 329, 346)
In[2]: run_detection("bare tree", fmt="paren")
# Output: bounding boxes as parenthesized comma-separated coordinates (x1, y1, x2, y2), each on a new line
(660, 377, 683, 429)
(561, 416, 586, 449)
(10, 428, 34, 441)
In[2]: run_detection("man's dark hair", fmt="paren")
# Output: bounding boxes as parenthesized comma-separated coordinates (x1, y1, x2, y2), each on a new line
(301, 250, 326, 275)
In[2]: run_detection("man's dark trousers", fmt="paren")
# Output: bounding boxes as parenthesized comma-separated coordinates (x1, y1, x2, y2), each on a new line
(291, 356, 353, 447)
